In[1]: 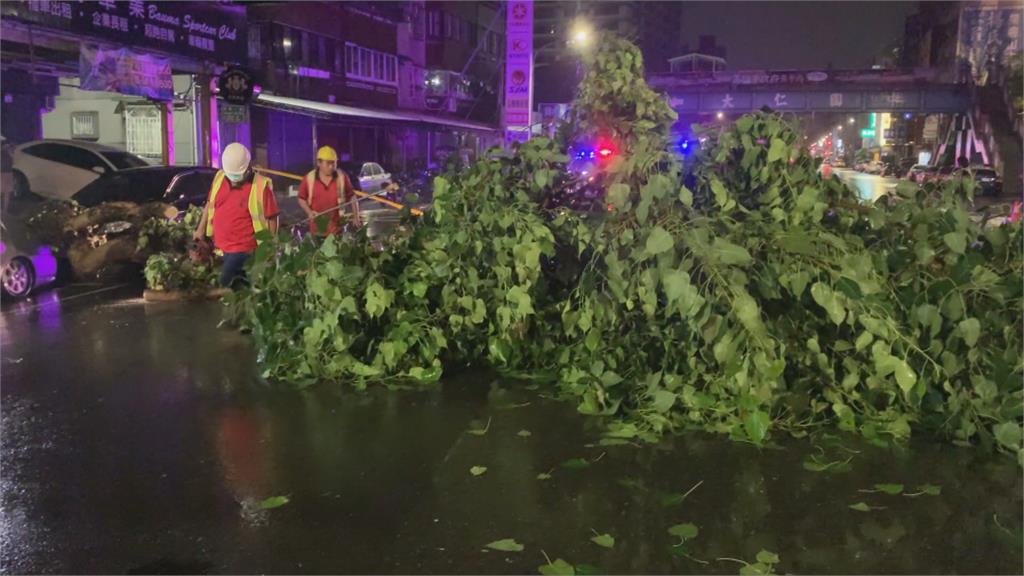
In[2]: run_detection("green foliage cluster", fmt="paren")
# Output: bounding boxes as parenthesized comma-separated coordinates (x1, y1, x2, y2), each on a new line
(230, 34, 1023, 460)
(141, 207, 217, 292)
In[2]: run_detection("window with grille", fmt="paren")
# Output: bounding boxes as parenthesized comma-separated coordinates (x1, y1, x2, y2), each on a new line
(125, 106, 162, 160)
(70, 111, 99, 141)
(345, 43, 398, 86)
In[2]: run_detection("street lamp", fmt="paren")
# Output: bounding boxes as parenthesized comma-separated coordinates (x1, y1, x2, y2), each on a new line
(716, 111, 724, 120)
(848, 117, 855, 124)
(837, 125, 843, 131)
(568, 18, 593, 50)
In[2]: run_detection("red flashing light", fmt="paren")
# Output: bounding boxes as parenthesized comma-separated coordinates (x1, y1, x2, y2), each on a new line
(598, 147, 613, 158)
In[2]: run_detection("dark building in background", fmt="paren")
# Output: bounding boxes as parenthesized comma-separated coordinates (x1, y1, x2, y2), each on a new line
(669, 35, 727, 73)
(244, 0, 502, 178)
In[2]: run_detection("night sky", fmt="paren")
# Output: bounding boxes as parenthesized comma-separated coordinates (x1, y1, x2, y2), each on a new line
(679, 1, 920, 70)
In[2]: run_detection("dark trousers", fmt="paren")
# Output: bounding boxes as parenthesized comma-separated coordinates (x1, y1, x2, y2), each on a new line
(219, 252, 251, 288)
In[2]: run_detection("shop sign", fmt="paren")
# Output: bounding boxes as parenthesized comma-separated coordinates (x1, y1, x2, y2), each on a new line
(504, 0, 532, 142)
(2, 1, 247, 63)
(218, 67, 254, 105)
(219, 102, 248, 124)
(79, 44, 172, 100)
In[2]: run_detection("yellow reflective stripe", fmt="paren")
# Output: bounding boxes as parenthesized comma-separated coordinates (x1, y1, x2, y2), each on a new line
(206, 170, 227, 237)
(306, 170, 316, 205)
(249, 174, 269, 237)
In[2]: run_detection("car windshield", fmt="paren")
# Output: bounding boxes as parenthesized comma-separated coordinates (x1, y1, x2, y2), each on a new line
(99, 151, 149, 170)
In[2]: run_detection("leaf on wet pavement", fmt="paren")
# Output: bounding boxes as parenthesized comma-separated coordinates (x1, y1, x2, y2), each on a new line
(589, 532, 615, 549)
(874, 483, 904, 495)
(485, 538, 524, 552)
(467, 417, 491, 436)
(756, 550, 780, 564)
(259, 495, 290, 509)
(538, 558, 575, 575)
(470, 466, 488, 476)
(848, 501, 872, 512)
(905, 483, 941, 497)
(517, 429, 533, 438)
(574, 563, 602, 575)
(536, 472, 552, 480)
(561, 457, 590, 469)
(667, 522, 698, 542)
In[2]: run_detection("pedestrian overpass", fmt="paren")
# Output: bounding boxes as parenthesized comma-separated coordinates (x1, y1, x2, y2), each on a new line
(648, 68, 969, 114)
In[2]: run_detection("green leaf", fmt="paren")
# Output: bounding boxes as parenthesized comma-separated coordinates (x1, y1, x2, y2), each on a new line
(667, 522, 699, 542)
(536, 473, 552, 481)
(561, 458, 590, 469)
(855, 331, 874, 352)
(517, 429, 533, 438)
(943, 231, 966, 254)
(810, 282, 846, 325)
(994, 422, 1023, 450)
(755, 550, 780, 564)
(470, 466, 488, 476)
(710, 238, 751, 265)
(539, 558, 575, 576)
(650, 390, 676, 413)
(259, 495, 290, 509)
(894, 359, 917, 393)
(485, 538, 524, 552)
(679, 185, 693, 207)
(607, 183, 630, 210)
(574, 564, 602, 576)
(958, 317, 980, 347)
(907, 484, 942, 497)
(874, 483, 904, 495)
(590, 533, 615, 549)
(848, 501, 871, 512)
(644, 226, 674, 257)
(743, 410, 770, 444)
(767, 137, 787, 163)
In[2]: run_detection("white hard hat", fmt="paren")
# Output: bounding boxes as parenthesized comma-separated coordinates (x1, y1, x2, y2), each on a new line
(221, 142, 251, 177)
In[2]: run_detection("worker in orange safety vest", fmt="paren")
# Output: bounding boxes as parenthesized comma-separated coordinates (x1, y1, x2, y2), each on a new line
(193, 142, 280, 288)
(297, 146, 361, 237)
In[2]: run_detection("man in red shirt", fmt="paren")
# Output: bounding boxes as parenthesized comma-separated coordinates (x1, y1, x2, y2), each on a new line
(297, 146, 360, 237)
(193, 143, 280, 287)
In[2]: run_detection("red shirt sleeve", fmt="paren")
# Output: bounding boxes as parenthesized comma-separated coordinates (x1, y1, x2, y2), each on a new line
(297, 176, 309, 202)
(263, 181, 280, 219)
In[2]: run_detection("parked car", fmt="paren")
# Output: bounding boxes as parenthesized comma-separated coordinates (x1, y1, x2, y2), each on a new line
(12, 139, 149, 201)
(72, 166, 217, 209)
(906, 164, 935, 183)
(338, 161, 393, 195)
(1, 218, 59, 299)
(969, 166, 1003, 196)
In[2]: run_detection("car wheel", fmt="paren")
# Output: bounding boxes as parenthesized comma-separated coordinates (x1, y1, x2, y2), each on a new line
(12, 171, 30, 200)
(2, 257, 36, 299)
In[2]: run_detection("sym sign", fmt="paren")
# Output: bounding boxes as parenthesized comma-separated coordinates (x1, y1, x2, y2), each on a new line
(504, 0, 533, 143)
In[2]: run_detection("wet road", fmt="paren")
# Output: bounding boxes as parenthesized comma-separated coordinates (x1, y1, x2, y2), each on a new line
(1, 291, 1022, 574)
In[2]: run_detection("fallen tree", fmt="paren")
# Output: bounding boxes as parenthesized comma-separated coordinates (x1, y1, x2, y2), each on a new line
(229, 35, 1022, 460)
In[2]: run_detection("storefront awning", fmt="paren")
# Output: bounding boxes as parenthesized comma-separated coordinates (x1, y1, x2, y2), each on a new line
(255, 93, 498, 133)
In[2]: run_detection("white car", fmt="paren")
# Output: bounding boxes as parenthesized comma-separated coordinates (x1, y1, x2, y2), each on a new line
(339, 161, 392, 195)
(12, 139, 148, 201)
(1, 219, 59, 299)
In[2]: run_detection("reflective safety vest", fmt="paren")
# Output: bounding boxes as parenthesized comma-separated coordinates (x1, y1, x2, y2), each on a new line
(305, 170, 352, 207)
(205, 171, 271, 239)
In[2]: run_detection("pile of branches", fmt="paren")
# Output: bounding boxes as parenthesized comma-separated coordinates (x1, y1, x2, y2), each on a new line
(230, 35, 1022, 460)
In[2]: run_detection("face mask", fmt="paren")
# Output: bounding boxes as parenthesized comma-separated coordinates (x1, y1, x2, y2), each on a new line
(225, 172, 245, 183)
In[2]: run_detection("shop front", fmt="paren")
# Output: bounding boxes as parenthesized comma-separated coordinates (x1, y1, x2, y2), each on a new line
(0, 1, 247, 167)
